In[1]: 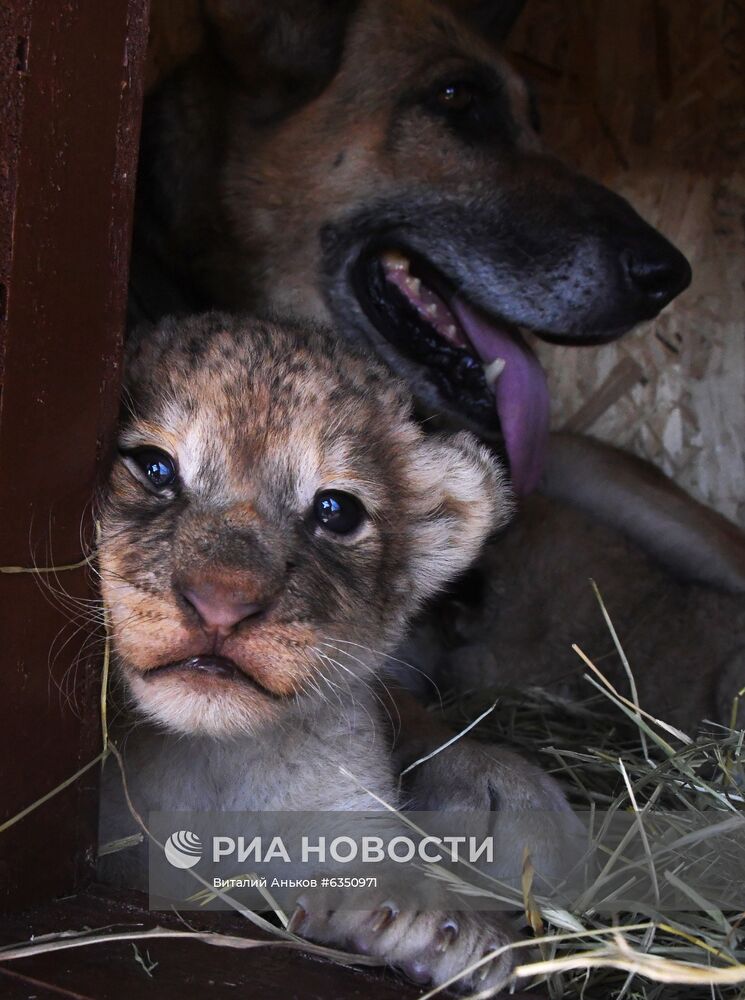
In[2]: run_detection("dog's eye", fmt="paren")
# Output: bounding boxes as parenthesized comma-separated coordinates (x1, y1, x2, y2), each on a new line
(126, 448, 178, 491)
(435, 81, 477, 113)
(313, 490, 366, 535)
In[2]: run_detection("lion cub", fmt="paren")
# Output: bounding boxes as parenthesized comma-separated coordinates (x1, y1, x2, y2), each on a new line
(99, 313, 573, 991)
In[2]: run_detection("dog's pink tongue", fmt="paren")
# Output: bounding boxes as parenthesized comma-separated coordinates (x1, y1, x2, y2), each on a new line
(451, 297, 550, 496)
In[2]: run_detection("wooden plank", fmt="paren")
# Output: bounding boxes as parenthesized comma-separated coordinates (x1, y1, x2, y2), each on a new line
(0, 888, 544, 998)
(0, 0, 149, 908)
(0, 889, 423, 1000)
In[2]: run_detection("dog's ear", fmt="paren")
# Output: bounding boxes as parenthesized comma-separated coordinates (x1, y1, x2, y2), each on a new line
(203, 0, 353, 118)
(406, 432, 513, 606)
(446, 0, 527, 45)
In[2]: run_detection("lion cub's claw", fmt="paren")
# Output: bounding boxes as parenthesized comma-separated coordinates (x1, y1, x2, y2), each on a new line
(291, 892, 515, 992)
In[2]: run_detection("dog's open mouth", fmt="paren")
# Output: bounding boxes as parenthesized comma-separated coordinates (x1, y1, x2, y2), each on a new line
(353, 249, 550, 495)
(146, 655, 277, 697)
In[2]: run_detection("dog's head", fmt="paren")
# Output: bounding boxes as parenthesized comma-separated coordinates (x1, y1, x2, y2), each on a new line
(100, 314, 509, 736)
(163, 0, 691, 494)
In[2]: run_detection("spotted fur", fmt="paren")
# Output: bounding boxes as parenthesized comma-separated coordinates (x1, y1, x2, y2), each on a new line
(98, 315, 588, 992)
(100, 312, 510, 737)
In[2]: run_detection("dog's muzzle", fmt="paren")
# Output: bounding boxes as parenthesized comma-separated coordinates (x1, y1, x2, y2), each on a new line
(321, 157, 692, 496)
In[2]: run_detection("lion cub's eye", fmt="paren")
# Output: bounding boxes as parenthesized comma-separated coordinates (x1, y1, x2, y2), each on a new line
(125, 447, 178, 491)
(313, 490, 366, 536)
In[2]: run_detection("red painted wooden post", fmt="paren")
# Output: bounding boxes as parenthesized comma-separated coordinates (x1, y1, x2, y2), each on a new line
(0, 0, 150, 909)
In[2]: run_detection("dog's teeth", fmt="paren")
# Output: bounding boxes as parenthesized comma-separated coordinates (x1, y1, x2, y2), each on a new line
(484, 357, 506, 386)
(382, 250, 410, 273)
(406, 277, 421, 295)
(446, 324, 457, 337)
(426, 303, 438, 317)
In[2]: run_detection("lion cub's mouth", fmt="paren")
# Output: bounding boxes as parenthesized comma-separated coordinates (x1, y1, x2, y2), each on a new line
(146, 655, 279, 698)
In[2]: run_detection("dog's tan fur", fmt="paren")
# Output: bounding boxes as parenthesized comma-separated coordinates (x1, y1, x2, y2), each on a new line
(140, 1, 534, 319)
(135, 0, 688, 445)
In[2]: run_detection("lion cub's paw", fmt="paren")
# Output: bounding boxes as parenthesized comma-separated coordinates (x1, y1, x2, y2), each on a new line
(290, 892, 515, 992)
(403, 739, 585, 884)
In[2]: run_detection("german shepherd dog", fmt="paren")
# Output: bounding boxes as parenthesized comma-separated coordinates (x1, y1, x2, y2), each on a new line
(132, 0, 691, 497)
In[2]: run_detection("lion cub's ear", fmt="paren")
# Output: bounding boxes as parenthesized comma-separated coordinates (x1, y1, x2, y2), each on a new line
(406, 432, 513, 606)
(204, 1, 353, 119)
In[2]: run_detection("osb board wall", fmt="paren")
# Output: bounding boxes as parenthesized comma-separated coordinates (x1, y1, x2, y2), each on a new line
(143, 0, 745, 524)
(511, 0, 745, 525)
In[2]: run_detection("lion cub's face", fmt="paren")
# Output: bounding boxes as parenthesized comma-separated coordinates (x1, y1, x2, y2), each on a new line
(100, 315, 510, 737)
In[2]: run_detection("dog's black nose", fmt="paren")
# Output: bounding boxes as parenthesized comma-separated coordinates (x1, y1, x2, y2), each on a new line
(621, 240, 692, 312)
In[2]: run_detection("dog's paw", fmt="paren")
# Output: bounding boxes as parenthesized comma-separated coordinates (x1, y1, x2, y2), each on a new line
(290, 893, 516, 992)
(402, 738, 585, 883)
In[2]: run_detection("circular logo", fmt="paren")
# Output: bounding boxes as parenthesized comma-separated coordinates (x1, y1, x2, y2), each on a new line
(164, 830, 202, 869)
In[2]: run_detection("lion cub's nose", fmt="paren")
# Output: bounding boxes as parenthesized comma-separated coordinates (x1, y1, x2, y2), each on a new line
(181, 581, 264, 635)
